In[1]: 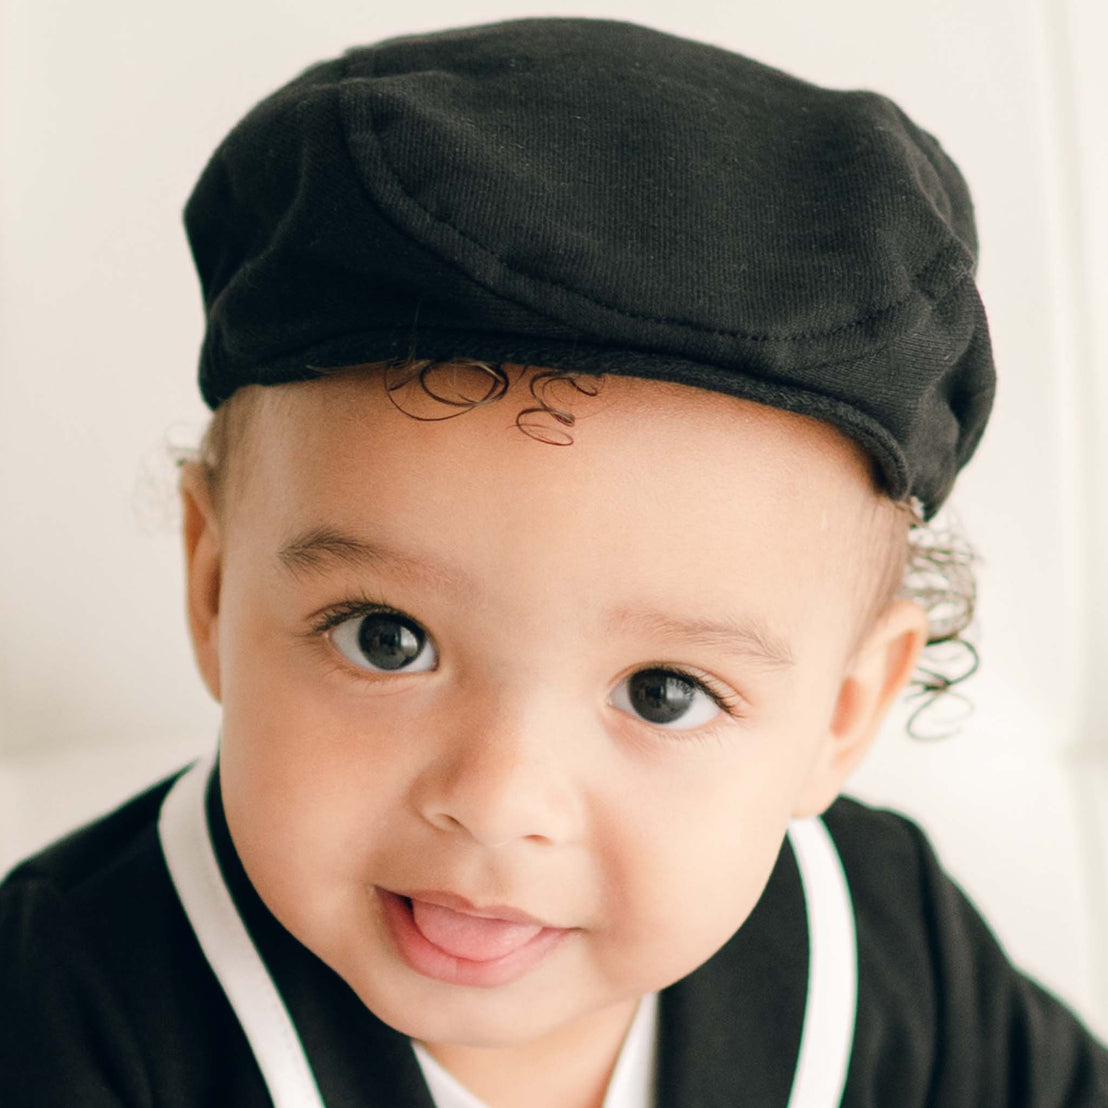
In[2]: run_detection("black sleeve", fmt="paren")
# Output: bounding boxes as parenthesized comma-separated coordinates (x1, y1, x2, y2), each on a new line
(0, 875, 151, 1108)
(904, 815, 1108, 1106)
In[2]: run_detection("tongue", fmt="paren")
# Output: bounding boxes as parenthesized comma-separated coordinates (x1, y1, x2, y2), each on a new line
(410, 899, 544, 961)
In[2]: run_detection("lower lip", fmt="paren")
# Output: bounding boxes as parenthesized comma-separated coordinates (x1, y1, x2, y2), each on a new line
(376, 889, 571, 988)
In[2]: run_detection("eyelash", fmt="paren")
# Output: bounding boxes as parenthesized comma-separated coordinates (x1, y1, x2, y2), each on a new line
(308, 592, 399, 637)
(307, 595, 747, 731)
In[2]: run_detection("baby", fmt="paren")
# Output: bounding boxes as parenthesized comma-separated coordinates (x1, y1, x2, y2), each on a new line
(2, 16, 1106, 1108)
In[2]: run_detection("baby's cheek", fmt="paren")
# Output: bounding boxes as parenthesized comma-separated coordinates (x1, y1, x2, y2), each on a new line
(596, 815, 783, 992)
(221, 744, 380, 936)
(590, 877, 764, 997)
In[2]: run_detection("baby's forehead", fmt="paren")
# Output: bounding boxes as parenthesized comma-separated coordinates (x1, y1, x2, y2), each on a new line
(255, 365, 873, 473)
(235, 367, 881, 542)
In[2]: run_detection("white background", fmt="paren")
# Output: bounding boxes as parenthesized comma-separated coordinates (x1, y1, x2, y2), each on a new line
(2, 0, 1106, 1041)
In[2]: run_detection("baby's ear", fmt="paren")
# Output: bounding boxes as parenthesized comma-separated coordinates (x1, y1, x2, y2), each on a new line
(179, 462, 223, 703)
(791, 598, 929, 819)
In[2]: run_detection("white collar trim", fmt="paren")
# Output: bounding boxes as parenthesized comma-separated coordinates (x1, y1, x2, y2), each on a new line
(158, 754, 856, 1108)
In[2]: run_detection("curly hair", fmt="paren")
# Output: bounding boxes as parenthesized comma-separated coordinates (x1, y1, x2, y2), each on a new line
(191, 356, 980, 741)
(896, 508, 980, 740)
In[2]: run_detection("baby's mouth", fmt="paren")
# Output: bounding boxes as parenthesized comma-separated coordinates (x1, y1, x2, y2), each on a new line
(404, 895, 545, 961)
(376, 888, 571, 986)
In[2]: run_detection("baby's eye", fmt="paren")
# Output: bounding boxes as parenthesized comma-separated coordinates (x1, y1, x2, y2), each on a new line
(329, 610, 438, 674)
(608, 667, 730, 731)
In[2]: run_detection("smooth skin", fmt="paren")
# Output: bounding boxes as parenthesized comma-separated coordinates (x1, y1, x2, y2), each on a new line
(180, 365, 927, 1108)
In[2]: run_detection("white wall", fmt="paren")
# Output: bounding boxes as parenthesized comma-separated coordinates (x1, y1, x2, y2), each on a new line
(2, 0, 1105, 1041)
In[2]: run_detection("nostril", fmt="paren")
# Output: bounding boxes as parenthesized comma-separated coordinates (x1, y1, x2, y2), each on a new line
(426, 810, 466, 834)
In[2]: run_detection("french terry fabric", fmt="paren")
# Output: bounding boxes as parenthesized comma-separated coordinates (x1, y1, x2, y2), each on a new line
(1, 764, 1106, 1106)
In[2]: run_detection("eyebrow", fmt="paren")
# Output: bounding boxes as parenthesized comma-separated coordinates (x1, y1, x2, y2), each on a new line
(277, 526, 475, 592)
(278, 526, 795, 669)
(601, 607, 795, 670)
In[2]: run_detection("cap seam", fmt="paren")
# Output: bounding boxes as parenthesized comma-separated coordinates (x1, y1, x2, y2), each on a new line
(216, 264, 972, 406)
(336, 61, 973, 346)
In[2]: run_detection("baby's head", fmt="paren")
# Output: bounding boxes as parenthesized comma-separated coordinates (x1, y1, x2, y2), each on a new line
(177, 17, 993, 1052)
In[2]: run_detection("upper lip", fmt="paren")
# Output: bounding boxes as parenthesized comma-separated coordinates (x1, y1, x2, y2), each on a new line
(396, 888, 556, 928)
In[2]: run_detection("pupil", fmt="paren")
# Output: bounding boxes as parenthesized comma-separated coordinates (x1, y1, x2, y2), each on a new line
(629, 669, 695, 724)
(357, 614, 423, 671)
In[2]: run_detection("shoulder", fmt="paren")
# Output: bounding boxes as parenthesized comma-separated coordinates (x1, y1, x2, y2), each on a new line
(1, 768, 191, 978)
(0, 766, 194, 1005)
(819, 792, 937, 933)
(817, 793, 945, 1002)
(808, 795, 943, 1100)
(0, 767, 249, 1107)
(816, 793, 1108, 1106)
(0, 764, 239, 1002)
(820, 791, 929, 871)
(818, 791, 995, 957)
(0, 766, 270, 1106)
(2, 769, 181, 898)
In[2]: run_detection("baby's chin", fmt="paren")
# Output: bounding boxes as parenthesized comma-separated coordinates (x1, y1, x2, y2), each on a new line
(315, 919, 639, 1049)
(342, 965, 607, 1049)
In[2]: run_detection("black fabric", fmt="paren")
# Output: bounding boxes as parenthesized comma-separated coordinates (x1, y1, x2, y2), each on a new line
(183, 16, 995, 520)
(3, 766, 1106, 1106)
(202, 767, 439, 1108)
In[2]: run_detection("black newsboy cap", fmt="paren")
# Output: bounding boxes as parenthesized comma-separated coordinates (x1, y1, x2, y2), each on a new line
(184, 15, 995, 519)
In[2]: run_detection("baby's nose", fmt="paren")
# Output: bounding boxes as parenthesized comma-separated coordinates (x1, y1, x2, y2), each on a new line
(408, 695, 586, 849)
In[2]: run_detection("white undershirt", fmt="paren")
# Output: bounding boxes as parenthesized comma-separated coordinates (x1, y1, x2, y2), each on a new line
(411, 991, 659, 1108)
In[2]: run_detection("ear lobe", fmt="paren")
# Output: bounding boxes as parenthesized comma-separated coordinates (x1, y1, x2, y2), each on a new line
(179, 462, 223, 703)
(791, 598, 929, 819)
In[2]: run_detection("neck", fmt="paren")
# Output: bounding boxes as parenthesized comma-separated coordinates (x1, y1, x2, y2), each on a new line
(419, 996, 642, 1108)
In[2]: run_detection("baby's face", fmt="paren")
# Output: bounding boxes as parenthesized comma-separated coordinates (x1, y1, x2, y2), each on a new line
(184, 366, 922, 1050)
